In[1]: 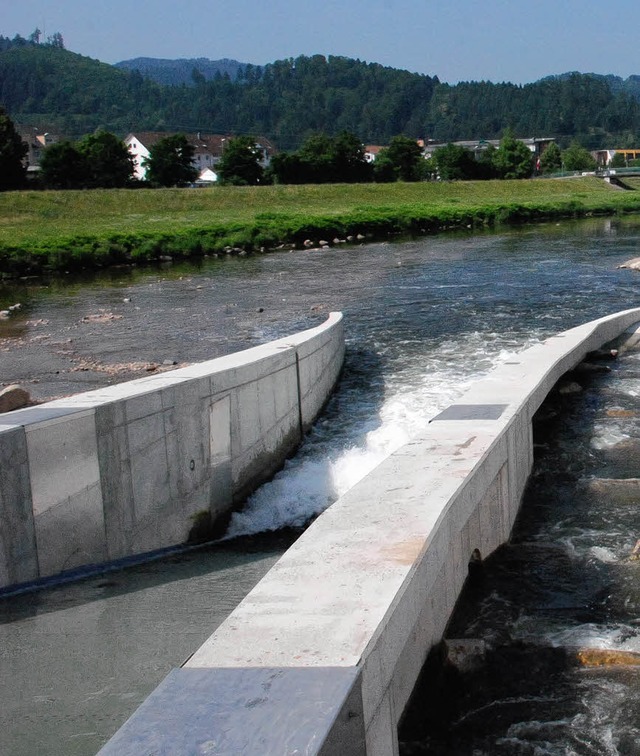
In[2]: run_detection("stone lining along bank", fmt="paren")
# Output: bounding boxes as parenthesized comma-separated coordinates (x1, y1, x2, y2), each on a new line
(98, 307, 640, 756)
(0, 312, 345, 591)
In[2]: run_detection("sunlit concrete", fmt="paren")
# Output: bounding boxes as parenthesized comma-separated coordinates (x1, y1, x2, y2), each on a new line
(0, 313, 344, 589)
(98, 307, 640, 756)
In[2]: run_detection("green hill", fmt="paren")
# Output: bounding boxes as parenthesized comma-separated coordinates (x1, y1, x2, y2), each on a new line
(2, 34, 640, 149)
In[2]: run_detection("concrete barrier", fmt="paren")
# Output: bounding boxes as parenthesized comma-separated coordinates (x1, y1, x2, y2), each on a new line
(97, 307, 640, 756)
(0, 312, 344, 591)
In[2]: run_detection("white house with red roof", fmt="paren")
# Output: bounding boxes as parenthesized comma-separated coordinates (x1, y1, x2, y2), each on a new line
(125, 132, 275, 182)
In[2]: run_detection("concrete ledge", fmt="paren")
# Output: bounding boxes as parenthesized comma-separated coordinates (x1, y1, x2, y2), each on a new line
(97, 307, 640, 755)
(0, 313, 344, 590)
(98, 667, 365, 756)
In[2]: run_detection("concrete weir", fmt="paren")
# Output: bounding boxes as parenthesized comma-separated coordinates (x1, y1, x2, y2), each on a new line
(97, 307, 640, 756)
(0, 312, 345, 591)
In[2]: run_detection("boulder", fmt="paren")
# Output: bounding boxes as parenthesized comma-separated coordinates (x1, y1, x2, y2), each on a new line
(0, 385, 31, 413)
(576, 647, 640, 667)
(557, 380, 582, 395)
(443, 638, 486, 673)
(573, 362, 611, 374)
(578, 477, 640, 504)
(618, 257, 640, 270)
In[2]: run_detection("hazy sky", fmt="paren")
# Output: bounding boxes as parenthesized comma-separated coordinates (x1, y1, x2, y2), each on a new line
(4, 0, 639, 84)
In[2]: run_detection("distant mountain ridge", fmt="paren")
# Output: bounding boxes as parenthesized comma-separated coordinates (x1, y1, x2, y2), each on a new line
(114, 56, 257, 85)
(542, 71, 640, 101)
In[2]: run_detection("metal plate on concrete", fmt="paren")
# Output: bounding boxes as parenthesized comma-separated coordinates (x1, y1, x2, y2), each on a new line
(97, 666, 365, 756)
(431, 404, 508, 421)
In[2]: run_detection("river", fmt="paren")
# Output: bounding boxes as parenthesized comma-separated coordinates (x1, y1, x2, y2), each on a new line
(1, 218, 640, 755)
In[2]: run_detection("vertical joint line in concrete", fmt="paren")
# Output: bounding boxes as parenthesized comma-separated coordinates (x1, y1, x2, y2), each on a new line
(295, 351, 304, 438)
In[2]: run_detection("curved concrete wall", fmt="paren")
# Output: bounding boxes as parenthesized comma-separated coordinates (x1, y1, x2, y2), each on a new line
(0, 312, 344, 591)
(98, 307, 640, 756)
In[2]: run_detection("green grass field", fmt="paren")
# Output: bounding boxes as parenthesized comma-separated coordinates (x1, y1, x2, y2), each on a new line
(1, 177, 639, 276)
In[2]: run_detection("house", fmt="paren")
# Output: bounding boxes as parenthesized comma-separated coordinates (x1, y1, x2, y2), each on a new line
(124, 132, 276, 182)
(593, 148, 640, 167)
(364, 145, 385, 163)
(196, 167, 218, 185)
(18, 129, 60, 178)
(422, 137, 555, 161)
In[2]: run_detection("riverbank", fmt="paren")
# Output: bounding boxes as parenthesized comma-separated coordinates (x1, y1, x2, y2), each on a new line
(2, 177, 640, 277)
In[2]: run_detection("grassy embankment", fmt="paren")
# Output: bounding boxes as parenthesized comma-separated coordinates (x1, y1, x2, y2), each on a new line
(1, 177, 640, 277)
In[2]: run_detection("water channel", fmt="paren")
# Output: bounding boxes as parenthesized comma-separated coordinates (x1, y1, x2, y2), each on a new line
(2, 218, 640, 754)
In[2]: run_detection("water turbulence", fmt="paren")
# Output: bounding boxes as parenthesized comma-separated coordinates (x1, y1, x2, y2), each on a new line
(399, 335, 640, 755)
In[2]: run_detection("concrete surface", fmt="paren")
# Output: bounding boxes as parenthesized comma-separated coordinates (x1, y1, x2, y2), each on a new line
(0, 313, 344, 590)
(97, 307, 640, 756)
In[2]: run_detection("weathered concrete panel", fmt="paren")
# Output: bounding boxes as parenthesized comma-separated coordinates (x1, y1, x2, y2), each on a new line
(26, 410, 106, 577)
(33, 481, 106, 576)
(0, 424, 37, 585)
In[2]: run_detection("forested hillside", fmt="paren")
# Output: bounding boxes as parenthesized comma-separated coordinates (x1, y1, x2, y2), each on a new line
(2, 34, 640, 149)
(114, 56, 249, 86)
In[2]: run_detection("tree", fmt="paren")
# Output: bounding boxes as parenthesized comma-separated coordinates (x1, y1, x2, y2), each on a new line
(372, 152, 397, 183)
(296, 133, 334, 183)
(475, 144, 499, 179)
(539, 142, 562, 174)
(329, 131, 371, 183)
(562, 141, 597, 172)
(493, 130, 533, 179)
(216, 135, 264, 185)
(78, 131, 134, 188)
(0, 108, 27, 190)
(378, 136, 423, 182)
(46, 32, 65, 49)
(40, 141, 89, 189)
(143, 134, 198, 187)
(610, 151, 627, 168)
(269, 132, 371, 184)
(432, 143, 478, 181)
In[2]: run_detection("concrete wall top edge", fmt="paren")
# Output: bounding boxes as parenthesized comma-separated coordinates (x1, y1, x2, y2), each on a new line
(0, 314, 342, 429)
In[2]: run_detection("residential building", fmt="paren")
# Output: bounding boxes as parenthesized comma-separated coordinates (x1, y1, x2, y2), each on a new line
(593, 148, 640, 167)
(18, 129, 60, 178)
(422, 137, 555, 161)
(124, 132, 276, 182)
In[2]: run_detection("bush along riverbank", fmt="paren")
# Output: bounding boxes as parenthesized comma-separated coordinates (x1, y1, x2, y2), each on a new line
(2, 178, 640, 277)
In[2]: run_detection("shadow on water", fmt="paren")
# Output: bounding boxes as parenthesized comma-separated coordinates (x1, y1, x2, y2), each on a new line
(399, 340, 640, 755)
(0, 532, 294, 624)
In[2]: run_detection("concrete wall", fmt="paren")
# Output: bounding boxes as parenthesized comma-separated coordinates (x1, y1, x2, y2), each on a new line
(97, 307, 640, 756)
(0, 312, 344, 591)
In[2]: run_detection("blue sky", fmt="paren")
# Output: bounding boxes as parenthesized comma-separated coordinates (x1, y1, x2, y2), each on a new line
(3, 0, 639, 84)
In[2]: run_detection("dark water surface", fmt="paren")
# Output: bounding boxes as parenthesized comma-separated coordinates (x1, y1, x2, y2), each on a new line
(2, 218, 640, 754)
(399, 342, 640, 755)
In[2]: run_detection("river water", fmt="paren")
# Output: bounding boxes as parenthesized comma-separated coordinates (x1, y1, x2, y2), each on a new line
(2, 218, 640, 754)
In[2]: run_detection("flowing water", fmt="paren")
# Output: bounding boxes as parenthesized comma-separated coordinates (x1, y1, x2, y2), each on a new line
(399, 339, 640, 755)
(2, 218, 640, 754)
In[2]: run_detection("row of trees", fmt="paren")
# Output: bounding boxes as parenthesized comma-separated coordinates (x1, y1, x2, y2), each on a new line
(0, 106, 608, 192)
(427, 136, 598, 181)
(266, 130, 599, 185)
(0, 108, 267, 190)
